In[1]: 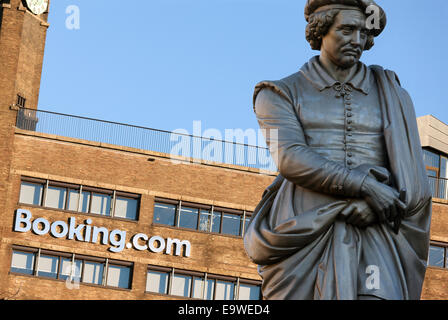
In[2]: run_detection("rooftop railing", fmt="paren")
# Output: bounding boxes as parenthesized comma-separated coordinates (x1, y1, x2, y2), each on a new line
(15, 108, 278, 172)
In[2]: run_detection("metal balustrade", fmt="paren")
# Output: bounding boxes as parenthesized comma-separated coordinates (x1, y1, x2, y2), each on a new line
(428, 176, 448, 200)
(15, 108, 278, 172)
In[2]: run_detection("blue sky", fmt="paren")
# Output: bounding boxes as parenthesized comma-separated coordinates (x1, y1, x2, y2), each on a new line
(39, 0, 448, 143)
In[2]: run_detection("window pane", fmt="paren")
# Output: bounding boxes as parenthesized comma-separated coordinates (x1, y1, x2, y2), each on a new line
(38, 255, 59, 278)
(192, 277, 205, 299)
(179, 206, 199, 230)
(198, 210, 211, 232)
(153, 203, 176, 226)
(115, 197, 138, 220)
(59, 258, 82, 281)
(244, 216, 251, 234)
(67, 190, 80, 211)
(441, 157, 448, 179)
(215, 280, 235, 300)
(238, 283, 260, 300)
(11, 251, 35, 275)
(19, 182, 43, 205)
(82, 261, 104, 285)
(45, 186, 67, 209)
(107, 265, 131, 289)
(79, 191, 91, 213)
(423, 149, 440, 169)
(211, 211, 221, 233)
(429, 246, 445, 267)
(171, 273, 192, 297)
(146, 270, 169, 294)
(90, 193, 111, 216)
(204, 279, 215, 300)
(222, 213, 241, 236)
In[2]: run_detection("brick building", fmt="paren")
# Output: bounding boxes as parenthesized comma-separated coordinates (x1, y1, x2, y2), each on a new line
(0, 0, 447, 300)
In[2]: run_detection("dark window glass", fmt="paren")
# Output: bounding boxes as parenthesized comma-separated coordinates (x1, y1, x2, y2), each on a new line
(178, 206, 199, 230)
(198, 209, 212, 232)
(153, 203, 177, 226)
(79, 191, 91, 213)
(429, 246, 445, 267)
(244, 215, 251, 235)
(204, 278, 215, 300)
(423, 149, 440, 169)
(222, 213, 241, 236)
(211, 211, 222, 233)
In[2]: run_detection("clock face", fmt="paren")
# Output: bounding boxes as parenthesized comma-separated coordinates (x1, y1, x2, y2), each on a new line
(25, 0, 48, 15)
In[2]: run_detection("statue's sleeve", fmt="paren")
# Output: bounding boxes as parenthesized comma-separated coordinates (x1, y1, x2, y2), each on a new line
(254, 86, 368, 198)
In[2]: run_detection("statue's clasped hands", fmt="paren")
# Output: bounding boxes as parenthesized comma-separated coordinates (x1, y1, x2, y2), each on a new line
(342, 166, 407, 229)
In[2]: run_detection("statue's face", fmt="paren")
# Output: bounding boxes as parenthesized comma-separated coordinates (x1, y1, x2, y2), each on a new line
(320, 10, 369, 69)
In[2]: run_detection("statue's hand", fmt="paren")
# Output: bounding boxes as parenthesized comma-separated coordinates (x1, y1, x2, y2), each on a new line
(360, 176, 406, 223)
(341, 199, 378, 228)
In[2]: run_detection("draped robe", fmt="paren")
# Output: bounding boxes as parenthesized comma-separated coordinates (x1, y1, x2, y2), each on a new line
(243, 57, 432, 300)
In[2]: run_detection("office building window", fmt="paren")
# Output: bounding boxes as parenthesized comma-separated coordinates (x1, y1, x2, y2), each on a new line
(423, 148, 448, 199)
(178, 206, 199, 230)
(171, 273, 193, 297)
(18, 177, 140, 221)
(45, 186, 67, 210)
(146, 268, 170, 295)
(19, 181, 44, 206)
(59, 258, 82, 282)
(153, 198, 252, 237)
(82, 260, 104, 285)
(10, 250, 36, 275)
(214, 279, 235, 300)
(146, 266, 261, 300)
(106, 264, 132, 289)
(10, 246, 132, 289)
(428, 244, 446, 268)
(114, 195, 139, 220)
(238, 282, 261, 300)
(222, 213, 241, 236)
(38, 254, 59, 279)
(153, 201, 177, 226)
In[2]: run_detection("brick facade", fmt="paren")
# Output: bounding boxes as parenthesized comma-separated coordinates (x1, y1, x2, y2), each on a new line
(1, 0, 448, 300)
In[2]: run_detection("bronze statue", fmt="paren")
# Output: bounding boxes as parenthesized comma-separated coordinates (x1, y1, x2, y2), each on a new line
(244, 0, 432, 300)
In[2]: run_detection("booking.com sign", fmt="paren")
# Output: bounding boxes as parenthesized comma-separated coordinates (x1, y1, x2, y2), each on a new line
(13, 209, 191, 256)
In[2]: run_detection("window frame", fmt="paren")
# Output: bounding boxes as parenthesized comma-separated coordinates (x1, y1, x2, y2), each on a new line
(9, 246, 133, 290)
(18, 177, 140, 221)
(153, 198, 252, 237)
(428, 241, 448, 269)
(145, 265, 261, 300)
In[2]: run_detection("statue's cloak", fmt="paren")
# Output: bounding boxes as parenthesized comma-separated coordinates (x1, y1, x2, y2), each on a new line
(243, 63, 432, 300)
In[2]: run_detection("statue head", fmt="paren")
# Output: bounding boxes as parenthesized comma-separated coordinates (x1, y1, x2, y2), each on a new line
(304, 0, 387, 68)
